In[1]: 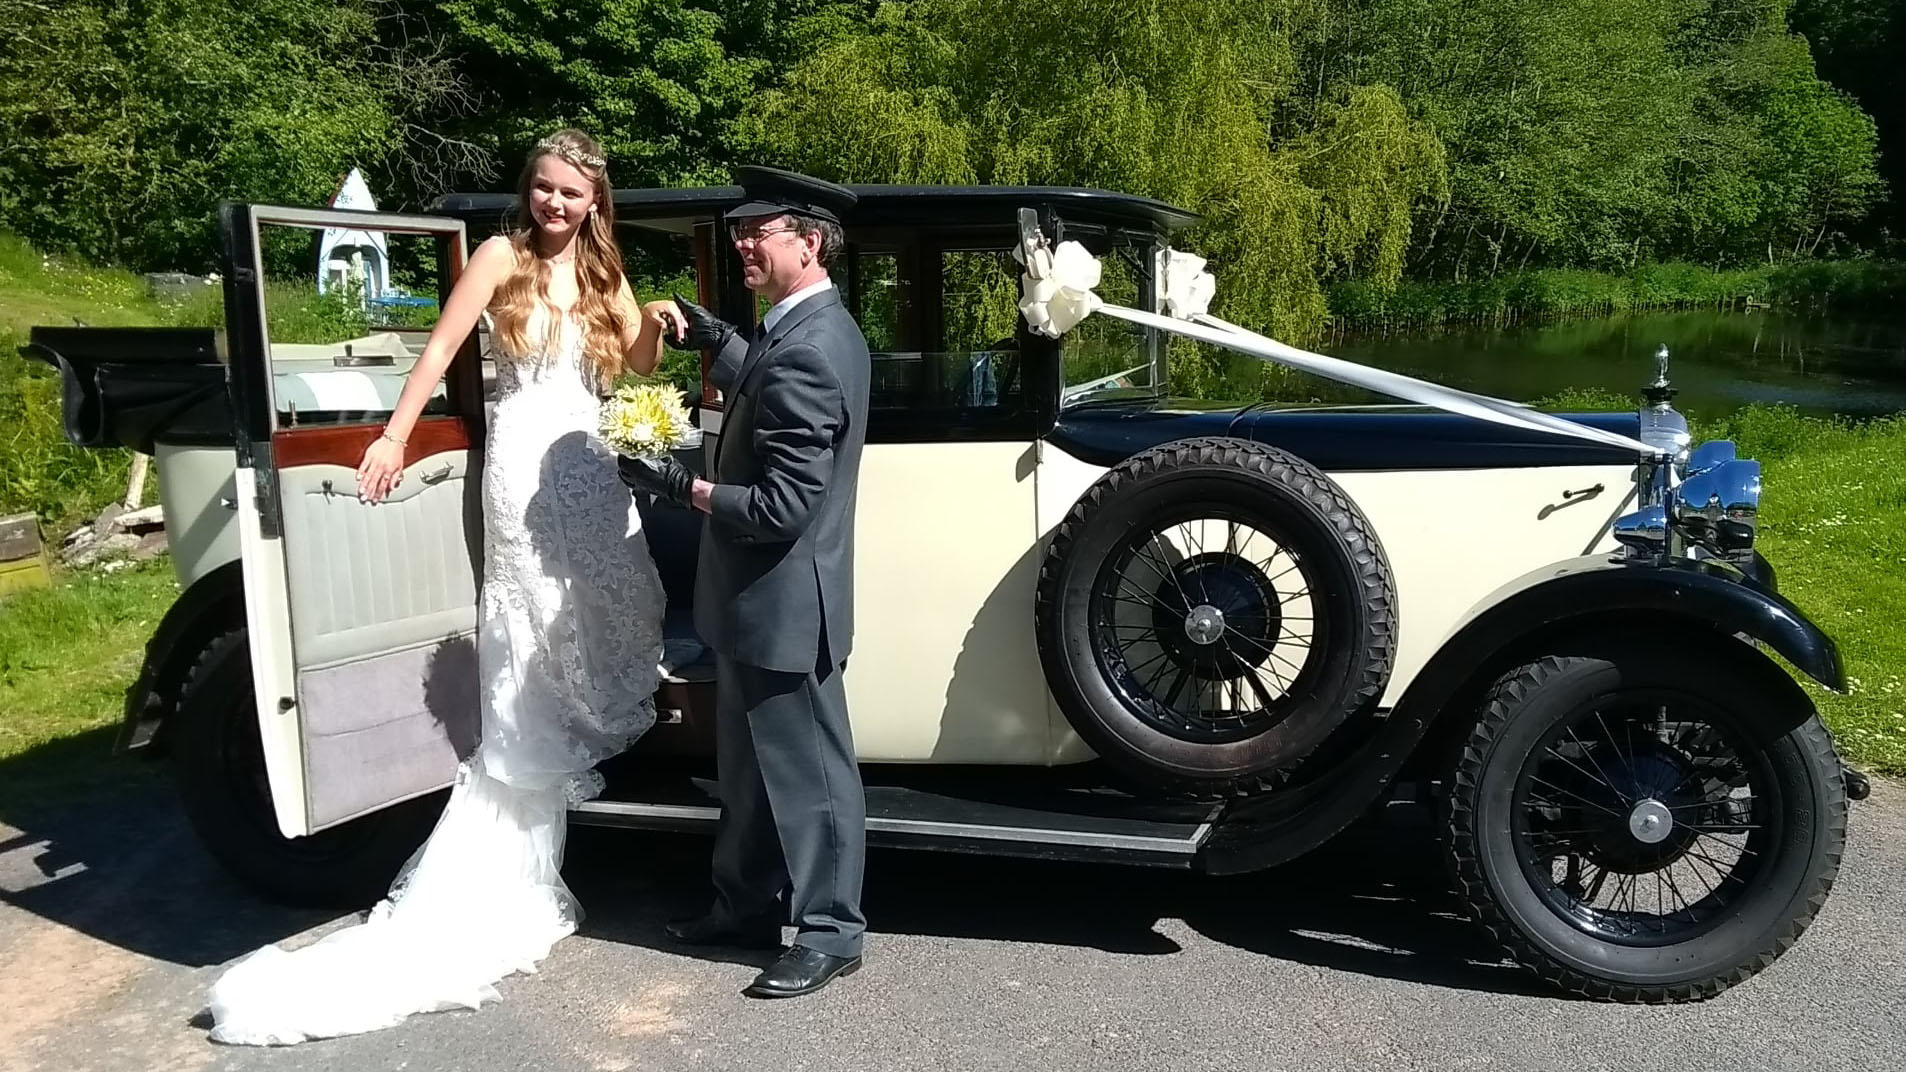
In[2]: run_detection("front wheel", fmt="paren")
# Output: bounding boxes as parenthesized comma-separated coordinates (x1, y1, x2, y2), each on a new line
(1443, 641, 1846, 1002)
(170, 628, 440, 908)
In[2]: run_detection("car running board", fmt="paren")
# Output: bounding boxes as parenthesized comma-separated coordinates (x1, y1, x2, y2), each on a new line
(573, 779, 1223, 868)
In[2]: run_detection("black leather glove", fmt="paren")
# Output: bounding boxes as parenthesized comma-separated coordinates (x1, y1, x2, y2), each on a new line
(618, 453, 697, 507)
(666, 293, 739, 352)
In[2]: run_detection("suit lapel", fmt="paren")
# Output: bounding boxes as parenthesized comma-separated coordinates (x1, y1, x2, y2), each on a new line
(715, 289, 842, 471)
(731, 289, 840, 399)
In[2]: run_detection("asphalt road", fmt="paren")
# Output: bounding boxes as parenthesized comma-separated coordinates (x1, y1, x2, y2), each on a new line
(2, 776, 1900, 1072)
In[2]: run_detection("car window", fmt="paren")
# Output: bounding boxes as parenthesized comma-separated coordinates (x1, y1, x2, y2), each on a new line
(1060, 243, 1162, 405)
(256, 222, 456, 429)
(852, 246, 1025, 417)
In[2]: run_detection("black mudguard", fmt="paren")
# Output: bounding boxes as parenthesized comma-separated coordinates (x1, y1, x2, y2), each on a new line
(1419, 552, 1841, 694)
(118, 561, 244, 754)
(1198, 553, 1842, 875)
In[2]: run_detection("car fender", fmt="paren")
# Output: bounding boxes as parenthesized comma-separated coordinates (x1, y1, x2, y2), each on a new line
(118, 560, 244, 755)
(1425, 552, 1842, 695)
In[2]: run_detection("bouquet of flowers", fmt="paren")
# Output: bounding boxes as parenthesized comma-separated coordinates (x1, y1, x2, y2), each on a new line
(599, 383, 701, 460)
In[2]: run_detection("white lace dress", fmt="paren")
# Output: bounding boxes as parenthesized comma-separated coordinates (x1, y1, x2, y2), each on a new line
(205, 304, 666, 1046)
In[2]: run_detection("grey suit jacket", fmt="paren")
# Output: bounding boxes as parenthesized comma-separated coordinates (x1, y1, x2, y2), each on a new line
(694, 289, 871, 674)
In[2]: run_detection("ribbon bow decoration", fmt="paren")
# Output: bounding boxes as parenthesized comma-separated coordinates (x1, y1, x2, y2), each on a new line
(1012, 231, 1103, 336)
(1012, 209, 1661, 458)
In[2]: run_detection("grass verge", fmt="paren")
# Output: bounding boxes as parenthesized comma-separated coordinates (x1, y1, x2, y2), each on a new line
(0, 557, 179, 810)
(1715, 406, 1906, 775)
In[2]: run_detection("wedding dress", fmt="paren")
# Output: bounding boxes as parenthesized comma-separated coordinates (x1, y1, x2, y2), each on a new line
(206, 302, 668, 1045)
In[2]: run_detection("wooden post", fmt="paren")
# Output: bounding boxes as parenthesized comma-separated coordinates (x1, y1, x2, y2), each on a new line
(124, 452, 151, 509)
(0, 513, 51, 595)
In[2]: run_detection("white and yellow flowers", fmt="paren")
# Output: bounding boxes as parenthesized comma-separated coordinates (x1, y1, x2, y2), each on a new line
(599, 383, 699, 458)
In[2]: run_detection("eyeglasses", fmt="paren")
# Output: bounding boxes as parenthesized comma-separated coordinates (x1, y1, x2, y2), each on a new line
(729, 223, 798, 246)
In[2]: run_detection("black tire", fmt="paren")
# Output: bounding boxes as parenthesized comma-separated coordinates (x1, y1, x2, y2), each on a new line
(1443, 641, 1847, 1002)
(1035, 436, 1396, 798)
(171, 627, 440, 908)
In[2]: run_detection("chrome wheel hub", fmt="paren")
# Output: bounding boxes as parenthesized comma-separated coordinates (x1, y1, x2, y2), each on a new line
(1184, 604, 1227, 646)
(1627, 798, 1674, 845)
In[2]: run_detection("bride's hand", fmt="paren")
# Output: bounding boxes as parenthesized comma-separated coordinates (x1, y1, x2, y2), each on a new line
(356, 435, 407, 503)
(643, 299, 687, 344)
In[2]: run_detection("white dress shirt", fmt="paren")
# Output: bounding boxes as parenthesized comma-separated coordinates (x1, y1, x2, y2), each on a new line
(760, 277, 835, 335)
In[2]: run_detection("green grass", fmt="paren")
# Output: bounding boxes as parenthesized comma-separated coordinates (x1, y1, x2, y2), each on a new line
(0, 556, 179, 809)
(1710, 406, 1906, 775)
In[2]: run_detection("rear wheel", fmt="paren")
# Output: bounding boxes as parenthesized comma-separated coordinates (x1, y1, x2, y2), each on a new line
(1444, 641, 1846, 1001)
(171, 628, 440, 908)
(1036, 436, 1395, 798)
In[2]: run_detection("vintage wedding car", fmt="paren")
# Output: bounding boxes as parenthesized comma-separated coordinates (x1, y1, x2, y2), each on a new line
(26, 182, 1867, 1003)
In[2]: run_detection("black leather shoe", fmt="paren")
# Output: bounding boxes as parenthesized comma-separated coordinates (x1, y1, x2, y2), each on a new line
(742, 945, 862, 999)
(663, 915, 781, 950)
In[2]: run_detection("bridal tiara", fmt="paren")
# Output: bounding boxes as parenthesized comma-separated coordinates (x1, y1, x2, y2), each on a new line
(536, 137, 606, 172)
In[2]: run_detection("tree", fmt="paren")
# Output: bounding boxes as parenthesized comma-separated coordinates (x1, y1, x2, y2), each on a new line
(0, 0, 475, 271)
(1789, 0, 1904, 243)
(414, 0, 876, 188)
(733, 0, 1447, 340)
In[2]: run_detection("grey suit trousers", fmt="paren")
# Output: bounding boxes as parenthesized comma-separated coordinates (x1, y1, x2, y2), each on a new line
(709, 652, 867, 959)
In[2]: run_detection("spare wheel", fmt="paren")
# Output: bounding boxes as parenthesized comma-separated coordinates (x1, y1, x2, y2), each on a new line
(1035, 436, 1397, 798)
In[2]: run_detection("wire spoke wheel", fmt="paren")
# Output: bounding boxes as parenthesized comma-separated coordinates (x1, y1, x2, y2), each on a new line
(1444, 643, 1847, 1002)
(1513, 693, 1773, 947)
(1035, 436, 1394, 798)
(1092, 512, 1322, 744)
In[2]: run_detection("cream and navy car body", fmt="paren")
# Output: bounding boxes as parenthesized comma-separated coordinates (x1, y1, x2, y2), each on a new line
(26, 183, 1863, 1003)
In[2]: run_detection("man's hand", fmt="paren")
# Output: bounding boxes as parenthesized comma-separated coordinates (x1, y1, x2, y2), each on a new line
(667, 293, 739, 352)
(618, 454, 697, 508)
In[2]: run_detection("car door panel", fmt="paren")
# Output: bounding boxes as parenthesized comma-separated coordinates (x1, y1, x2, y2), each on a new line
(223, 204, 484, 837)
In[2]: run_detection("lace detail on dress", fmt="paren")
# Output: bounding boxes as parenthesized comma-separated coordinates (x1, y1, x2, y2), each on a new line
(205, 300, 667, 1046)
(475, 300, 664, 794)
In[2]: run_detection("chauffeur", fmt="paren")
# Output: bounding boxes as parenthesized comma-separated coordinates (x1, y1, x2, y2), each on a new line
(624, 166, 872, 999)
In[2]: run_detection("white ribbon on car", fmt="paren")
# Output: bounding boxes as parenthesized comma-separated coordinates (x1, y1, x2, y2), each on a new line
(1013, 216, 1661, 457)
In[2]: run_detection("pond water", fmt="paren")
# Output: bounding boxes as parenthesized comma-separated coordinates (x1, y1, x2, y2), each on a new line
(1323, 309, 1906, 420)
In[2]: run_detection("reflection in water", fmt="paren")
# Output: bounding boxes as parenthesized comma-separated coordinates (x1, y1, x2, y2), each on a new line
(1313, 310, 1906, 419)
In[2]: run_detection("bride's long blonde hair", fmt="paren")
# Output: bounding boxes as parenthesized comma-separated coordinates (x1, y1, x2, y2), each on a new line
(489, 129, 631, 380)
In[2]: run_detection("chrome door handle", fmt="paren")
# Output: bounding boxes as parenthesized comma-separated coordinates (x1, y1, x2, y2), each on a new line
(419, 464, 454, 485)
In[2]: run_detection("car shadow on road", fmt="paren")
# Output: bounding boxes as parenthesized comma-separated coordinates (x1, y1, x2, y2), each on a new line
(0, 727, 343, 970)
(3, 731, 1542, 999)
(563, 809, 1548, 999)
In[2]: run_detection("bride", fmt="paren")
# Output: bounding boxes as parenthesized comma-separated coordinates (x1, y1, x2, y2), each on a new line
(206, 129, 687, 1045)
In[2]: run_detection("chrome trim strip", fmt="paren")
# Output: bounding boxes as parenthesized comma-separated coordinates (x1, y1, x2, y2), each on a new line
(573, 801, 719, 824)
(571, 800, 1217, 854)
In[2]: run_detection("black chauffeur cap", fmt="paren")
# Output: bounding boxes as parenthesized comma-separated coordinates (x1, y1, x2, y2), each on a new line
(723, 166, 858, 225)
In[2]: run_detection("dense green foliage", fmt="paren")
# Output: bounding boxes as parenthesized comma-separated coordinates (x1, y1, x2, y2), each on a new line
(1790, 0, 1906, 243)
(1307, 0, 1883, 274)
(3, 0, 1895, 337)
(734, 0, 1448, 339)
(0, 0, 476, 271)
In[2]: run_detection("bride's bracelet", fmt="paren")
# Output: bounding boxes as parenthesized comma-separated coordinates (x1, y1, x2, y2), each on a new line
(380, 430, 408, 447)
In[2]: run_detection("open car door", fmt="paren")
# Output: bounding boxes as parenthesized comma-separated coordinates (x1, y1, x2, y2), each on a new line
(219, 203, 486, 838)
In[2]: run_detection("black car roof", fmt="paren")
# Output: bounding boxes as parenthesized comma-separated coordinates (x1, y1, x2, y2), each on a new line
(428, 184, 1200, 236)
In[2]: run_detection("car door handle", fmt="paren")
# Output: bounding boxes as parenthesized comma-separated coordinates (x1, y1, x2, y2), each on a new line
(1538, 483, 1606, 520)
(419, 464, 454, 485)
